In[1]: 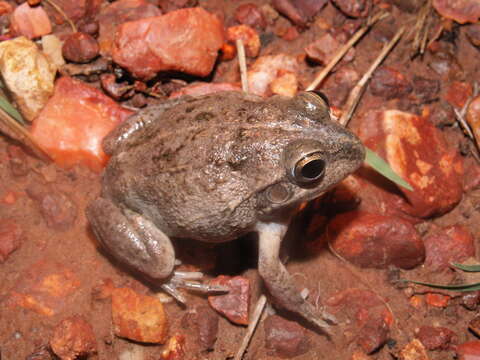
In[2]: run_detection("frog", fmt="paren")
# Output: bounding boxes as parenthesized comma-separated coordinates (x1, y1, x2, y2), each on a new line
(86, 90, 365, 334)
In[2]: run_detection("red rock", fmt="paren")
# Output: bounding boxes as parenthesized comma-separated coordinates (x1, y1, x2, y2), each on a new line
(466, 24, 480, 47)
(112, 287, 168, 343)
(328, 211, 425, 269)
(208, 275, 250, 325)
(161, 334, 185, 360)
(444, 81, 473, 108)
(10, 3, 52, 39)
(370, 67, 412, 100)
(97, 0, 161, 57)
(462, 291, 480, 310)
(62, 32, 99, 63)
(26, 183, 77, 231)
(356, 316, 390, 354)
(7, 261, 81, 316)
(7, 145, 30, 177)
(326, 289, 393, 350)
(196, 305, 219, 351)
(306, 33, 355, 66)
(0, 220, 22, 263)
(467, 95, 480, 149)
(457, 340, 480, 359)
(30, 76, 133, 172)
(234, 3, 267, 30)
(412, 76, 440, 103)
(423, 225, 475, 271)
(433, 0, 480, 24)
(425, 293, 450, 308)
(169, 82, 241, 98)
(50, 315, 97, 360)
(112, 7, 224, 80)
(399, 339, 429, 360)
(271, 0, 327, 27)
(357, 109, 464, 218)
(226, 25, 260, 58)
(416, 325, 456, 350)
(331, 0, 370, 17)
(247, 54, 299, 97)
(264, 315, 311, 358)
(0, 1, 12, 15)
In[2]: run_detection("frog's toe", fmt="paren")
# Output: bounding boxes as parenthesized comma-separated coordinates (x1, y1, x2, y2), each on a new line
(161, 271, 229, 304)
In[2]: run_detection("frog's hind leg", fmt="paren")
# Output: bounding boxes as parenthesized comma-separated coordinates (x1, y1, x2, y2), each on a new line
(87, 197, 176, 283)
(256, 222, 336, 335)
(87, 198, 228, 303)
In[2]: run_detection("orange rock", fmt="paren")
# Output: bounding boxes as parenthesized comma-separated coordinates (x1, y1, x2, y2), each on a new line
(226, 24, 260, 58)
(270, 71, 298, 97)
(113, 7, 224, 80)
(161, 334, 186, 360)
(456, 340, 480, 359)
(220, 42, 236, 61)
(10, 3, 52, 39)
(357, 109, 463, 218)
(111, 287, 168, 343)
(433, 0, 480, 24)
(409, 295, 423, 308)
(50, 315, 97, 360)
(443, 81, 472, 108)
(328, 211, 425, 269)
(7, 261, 80, 316)
(97, 0, 161, 57)
(425, 293, 450, 308)
(398, 339, 429, 360)
(30, 76, 133, 172)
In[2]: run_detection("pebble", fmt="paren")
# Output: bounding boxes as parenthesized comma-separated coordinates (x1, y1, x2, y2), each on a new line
(62, 32, 99, 63)
(264, 315, 311, 358)
(432, 0, 480, 24)
(50, 315, 97, 360)
(370, 67, 413, 100)
(208, 275, 250, 325)
(234, 3, 267, 30)
(331, 0, 370, 18)
(10, 3, 51, 39)
(415, 325, 456, 350)
(456, 340, 480, 360)
(0, 220, 22, 263)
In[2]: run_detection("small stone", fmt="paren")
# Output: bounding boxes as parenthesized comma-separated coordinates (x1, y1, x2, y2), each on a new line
(271, 0, 327, 27)
(305, 33, 355, 65)
(10, 3, 52, 39)
(433, 0, 480, 24)
(425, 293, 450, 308)
(270, 71, 297, 97)
(416, 325, 456, 350)
(50, 315, 97, 360)
(226, 25, 261, 58)
(62, 32, 99, 63)
(112, 7, 224, 80)
(457, 340, 480, 360)
(331, 0, 370, 18)
(282, 26, 299, 41)
(462, 291, 480, 310)
(234, 3, 267, 30)
(26, 183, 77, 231)
(423, 225, 475, 271)
(356, 316, 390, 354)
(398, 339, 429, 360)
(0, 220, 22, 263)
(370, 67, 412, 100)
(328, 211, 425, 269)
(208, 276, 250, 325)
(264, 315, 311, 358)
(160, 334, 185, 360)
(112, 287, 168, 343)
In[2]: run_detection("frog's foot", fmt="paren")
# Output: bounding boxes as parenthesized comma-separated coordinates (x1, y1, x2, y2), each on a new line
(256, 222, 336, 336)
(87, 198, 175, 281)
(161, 271, 229, 304)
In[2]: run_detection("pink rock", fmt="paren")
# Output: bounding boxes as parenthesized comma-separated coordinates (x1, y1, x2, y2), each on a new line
(0, 220, 22, 263)
(457, 340, 480, 360)
(328, 211, 425, 269)
(208, 275, 250, 325)
(169, 82, 241, 98)
(113, 7, 224, 80)
(97, 0, 162, 57)
(10, 3, 52, 39)
(305, 33, 355, 66)
(423, 225, 475, 271)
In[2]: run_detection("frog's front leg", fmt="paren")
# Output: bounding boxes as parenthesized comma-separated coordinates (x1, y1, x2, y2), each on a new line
(256, 222, 336, 335)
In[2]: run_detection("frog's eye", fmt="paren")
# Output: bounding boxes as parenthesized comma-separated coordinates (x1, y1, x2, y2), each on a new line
(293, 152, 326, 184)
(297, 91, 330, 111)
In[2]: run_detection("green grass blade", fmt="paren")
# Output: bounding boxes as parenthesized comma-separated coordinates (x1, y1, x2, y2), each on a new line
(451, 263, 480, 272)
(365, 148, 413, 191)
(0, 95, 25, 124)
(402, 279, 480, 292)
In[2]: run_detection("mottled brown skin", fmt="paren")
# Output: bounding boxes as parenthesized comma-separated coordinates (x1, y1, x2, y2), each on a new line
(87, 91, 365, 333)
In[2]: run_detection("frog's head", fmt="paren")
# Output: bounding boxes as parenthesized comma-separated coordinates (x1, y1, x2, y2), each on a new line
(256, 91, 365, 220)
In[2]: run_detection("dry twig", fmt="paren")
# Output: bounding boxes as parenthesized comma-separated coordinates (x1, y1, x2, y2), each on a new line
(410, 0, 432, 57)
(306, 11, 389, 92)
(236, 39, 249, 93)
(234, 295, 267, 360)
(339, 26, 405, 126)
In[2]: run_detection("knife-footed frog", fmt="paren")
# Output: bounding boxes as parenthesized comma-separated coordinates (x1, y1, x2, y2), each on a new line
(86, 91, 365, 333)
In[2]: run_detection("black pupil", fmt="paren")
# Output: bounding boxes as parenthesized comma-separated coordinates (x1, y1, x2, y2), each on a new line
(301, 159, 325, 179)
